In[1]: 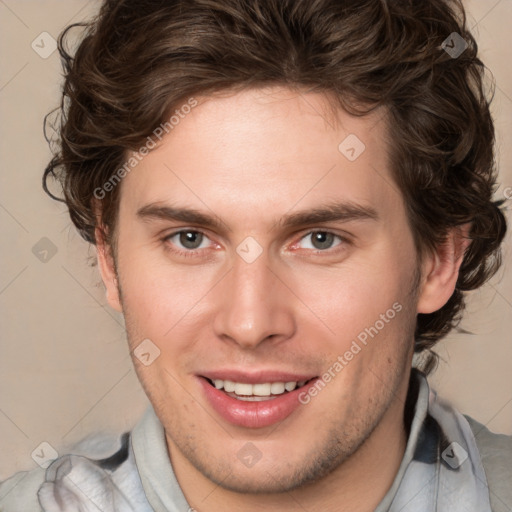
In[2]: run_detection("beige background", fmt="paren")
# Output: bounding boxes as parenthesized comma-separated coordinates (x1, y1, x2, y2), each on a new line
(0, 0, 511, 480)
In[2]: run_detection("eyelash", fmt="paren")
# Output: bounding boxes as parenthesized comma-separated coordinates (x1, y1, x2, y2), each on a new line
(162, 229, 350, 258)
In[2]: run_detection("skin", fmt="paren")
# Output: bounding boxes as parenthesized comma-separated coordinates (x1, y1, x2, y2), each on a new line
(96, 86, 470, 511)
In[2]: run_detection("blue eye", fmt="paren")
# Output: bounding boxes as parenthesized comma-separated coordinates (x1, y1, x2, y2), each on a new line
(298, 231, 344, 251)
(165, 230, 211, 251)
(161, 228, 348, 260)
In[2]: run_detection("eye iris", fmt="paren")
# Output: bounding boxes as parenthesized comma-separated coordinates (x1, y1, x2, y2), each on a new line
(179, 231, 203, 249)
(312, 232, 334, 250)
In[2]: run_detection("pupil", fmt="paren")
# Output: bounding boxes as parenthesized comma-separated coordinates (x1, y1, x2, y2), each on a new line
(313, 232, 333, 250)
(180, 231, 202, 249)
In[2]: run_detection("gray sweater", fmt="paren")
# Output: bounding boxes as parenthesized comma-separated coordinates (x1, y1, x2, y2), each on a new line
(1, 373, 511, 511)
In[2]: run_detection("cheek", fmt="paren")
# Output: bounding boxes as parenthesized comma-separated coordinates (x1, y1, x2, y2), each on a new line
(290, 252, 409, 339)
(117, 248, 217, 346)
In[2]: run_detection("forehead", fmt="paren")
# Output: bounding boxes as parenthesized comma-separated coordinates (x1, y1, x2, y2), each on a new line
(119, 86, 401, 224)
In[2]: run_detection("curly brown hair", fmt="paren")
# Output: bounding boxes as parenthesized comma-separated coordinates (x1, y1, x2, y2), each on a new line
(43, 0, 507, 374)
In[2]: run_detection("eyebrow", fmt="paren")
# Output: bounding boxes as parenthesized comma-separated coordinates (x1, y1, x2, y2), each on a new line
(136, 200, 379, 232)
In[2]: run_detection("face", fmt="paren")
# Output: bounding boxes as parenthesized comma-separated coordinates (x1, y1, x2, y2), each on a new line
(98, 86, 438, 494)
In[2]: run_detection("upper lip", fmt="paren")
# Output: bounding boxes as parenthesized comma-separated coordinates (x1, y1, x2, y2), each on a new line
(199, 370, 317, 384)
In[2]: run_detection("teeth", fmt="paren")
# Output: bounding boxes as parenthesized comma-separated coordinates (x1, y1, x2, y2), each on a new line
(232, 395, 273, 402)
(234, 382, 253, 395)
(223, 380, 236, 392)
(285, 381, 297, 392)
(253, 383, 272, 396)
(210, 379, 308, 397)
(270, 382, 285, 394)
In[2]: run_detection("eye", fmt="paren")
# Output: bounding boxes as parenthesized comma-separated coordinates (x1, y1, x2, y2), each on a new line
(164, 230, 212, 251)
(296, 231, 344, 251)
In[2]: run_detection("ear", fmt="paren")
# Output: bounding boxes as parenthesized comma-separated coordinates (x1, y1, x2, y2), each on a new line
(95, 225, 123, 313)
(417, 223, 472, 314)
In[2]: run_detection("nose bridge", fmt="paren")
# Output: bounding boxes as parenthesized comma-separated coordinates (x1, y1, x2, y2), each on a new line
(213, 249, 295, 348)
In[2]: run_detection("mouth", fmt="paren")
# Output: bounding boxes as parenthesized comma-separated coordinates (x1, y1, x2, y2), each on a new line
(204, 377, 315, 401)
(197, 373, 319, 428)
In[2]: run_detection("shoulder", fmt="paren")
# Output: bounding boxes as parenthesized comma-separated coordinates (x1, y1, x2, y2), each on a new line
(0, 466, 46, 511)
(0, 431, 129, 512)
(465, 415, 512, 512)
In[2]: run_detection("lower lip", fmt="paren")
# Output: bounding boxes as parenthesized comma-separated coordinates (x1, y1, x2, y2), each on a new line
(198, 377, 317, 429)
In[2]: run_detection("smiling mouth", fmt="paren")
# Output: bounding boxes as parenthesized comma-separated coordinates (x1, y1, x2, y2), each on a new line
(204, 377, 316, 401)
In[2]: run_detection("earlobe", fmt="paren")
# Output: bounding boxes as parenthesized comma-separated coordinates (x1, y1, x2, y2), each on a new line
(95, 226, 123, 313)
(416, 223, 472, 314)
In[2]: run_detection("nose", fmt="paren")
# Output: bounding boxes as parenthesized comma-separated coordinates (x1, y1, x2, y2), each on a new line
(212, 249, 296, 350)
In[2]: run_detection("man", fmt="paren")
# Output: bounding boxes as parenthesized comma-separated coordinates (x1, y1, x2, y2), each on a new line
(1, 0, 510, 510)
